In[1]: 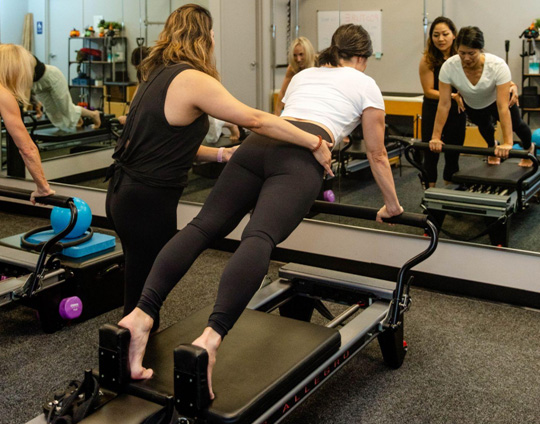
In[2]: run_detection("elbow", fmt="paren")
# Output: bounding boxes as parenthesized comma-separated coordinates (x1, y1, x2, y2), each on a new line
(367, 149, 388, 164)
(243, 115, 264, 131)
(18, 143, 38, 158)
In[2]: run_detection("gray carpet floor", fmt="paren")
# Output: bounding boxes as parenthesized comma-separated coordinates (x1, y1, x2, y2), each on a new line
(0, 211, 540, 424)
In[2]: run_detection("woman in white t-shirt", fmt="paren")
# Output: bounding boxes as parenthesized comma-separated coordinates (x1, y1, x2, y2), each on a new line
(430, 26, 533, 166)
(120, 23, 403, 397)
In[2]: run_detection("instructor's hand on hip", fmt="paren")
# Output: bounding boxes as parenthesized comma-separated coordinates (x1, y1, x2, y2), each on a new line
(313, 140, 334, 177)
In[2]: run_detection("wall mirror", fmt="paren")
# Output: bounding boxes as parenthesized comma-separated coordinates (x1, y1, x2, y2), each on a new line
(1, 0, 539, 253)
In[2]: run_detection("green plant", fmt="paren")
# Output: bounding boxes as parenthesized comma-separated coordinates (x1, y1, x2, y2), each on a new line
(536, 18, 540, 30)
(99, 20, 122, 30)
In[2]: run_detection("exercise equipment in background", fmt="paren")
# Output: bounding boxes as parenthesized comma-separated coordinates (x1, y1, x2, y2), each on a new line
(404, 141, 540, 247)
(0, 186, 124, 332)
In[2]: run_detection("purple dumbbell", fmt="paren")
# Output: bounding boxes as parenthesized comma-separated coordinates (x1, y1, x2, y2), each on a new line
(323, 190, 335, 202)
(59, 296, 83, 320)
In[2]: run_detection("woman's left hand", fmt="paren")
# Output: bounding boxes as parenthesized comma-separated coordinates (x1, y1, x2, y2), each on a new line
(452, 92, 465, 113)
(222, 146, 239, 162)
(312, 141, 334, 177)
(509, 84, 519, 108)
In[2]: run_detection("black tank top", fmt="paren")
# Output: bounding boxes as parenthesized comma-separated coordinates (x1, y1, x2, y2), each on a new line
(424, 64, 457, 105)
(33, 56, 46, 82)
(113, 63, 209, 188)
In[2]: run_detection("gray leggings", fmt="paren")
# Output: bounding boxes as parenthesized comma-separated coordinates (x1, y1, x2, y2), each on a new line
(137, 121, 328, 337)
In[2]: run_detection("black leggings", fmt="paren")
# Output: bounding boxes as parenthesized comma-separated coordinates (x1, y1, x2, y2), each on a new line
(137, 122, 327, 338)
(465, 102, 531, 150)
(106, 171, 183, 330)
(422, 99, 466, 183)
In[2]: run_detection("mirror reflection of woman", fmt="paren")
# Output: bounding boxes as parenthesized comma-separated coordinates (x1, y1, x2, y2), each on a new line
(419, 17, 466, 187)
(430, 26, 533, 167)
(0, 44, 55, 202)
(273, 36, 316, 115)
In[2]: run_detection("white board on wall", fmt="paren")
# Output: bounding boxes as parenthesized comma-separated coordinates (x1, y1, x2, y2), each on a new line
(317, 10, 382, 55)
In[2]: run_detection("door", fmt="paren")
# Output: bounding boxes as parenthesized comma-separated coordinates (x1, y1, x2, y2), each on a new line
(219, 0, 259, 108)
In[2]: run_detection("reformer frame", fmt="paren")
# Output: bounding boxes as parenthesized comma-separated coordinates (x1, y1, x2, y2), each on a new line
(47, 201, 439, 424)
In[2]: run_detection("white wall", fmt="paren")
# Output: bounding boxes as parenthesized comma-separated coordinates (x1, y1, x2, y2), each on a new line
(28, 0, 46, 60)
(4, 0, 539, 124)
(0, 0, 29, 45)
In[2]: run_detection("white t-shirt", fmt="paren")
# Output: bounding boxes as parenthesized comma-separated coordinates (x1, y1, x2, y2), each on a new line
(282, 66, 385, 145)
(439, 53, 511, 109)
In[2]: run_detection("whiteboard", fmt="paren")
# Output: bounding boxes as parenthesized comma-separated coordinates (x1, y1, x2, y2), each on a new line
(317, 10, 382, 55)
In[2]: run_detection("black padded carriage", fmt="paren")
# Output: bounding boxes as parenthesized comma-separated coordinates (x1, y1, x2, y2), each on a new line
(33, 126, 111, 142)
(452, 156, 540, 189)
(123, 306, 340, 424)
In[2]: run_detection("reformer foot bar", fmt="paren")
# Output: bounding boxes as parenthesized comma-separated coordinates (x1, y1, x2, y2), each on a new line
(39, 202, 438, 424)
(404, 142, 540, 246)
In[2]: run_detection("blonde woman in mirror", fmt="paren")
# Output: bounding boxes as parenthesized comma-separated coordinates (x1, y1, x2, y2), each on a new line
(274, 36, 316, 115)
(0, 44, 55, 203)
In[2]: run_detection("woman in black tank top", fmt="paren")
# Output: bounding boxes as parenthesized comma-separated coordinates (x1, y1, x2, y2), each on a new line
(419, 17, 466, 186)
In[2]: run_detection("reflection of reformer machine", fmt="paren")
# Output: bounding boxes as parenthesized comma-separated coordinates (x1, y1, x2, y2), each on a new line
(405, 142, 540, 246)
(37, 202, 438, 424)
(0, 186, 124, 333)
(319, 127, 403, 203)
(3, 112, 119, 180)
(332, 125, 403, 176)
(192, 128, 249, 180)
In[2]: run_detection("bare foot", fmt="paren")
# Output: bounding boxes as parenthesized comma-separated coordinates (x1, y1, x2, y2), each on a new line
(520, 145, 536, 167)
(91, 110, 101, 129)
(487, 156, 501, 165)
(192, 327, 222, 400)
(118, 308, 154, 380)
(519, 158, 533, 167)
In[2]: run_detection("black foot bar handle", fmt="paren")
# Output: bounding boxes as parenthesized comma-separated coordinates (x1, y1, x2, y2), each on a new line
(0, 186, 78, 299)
(310, 201, 439, 326)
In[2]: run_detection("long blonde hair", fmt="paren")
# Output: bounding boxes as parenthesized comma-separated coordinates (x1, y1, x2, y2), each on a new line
(139, 4, 219, 81)
(288, 36, 316, 74)
(0, 44, 34, 106)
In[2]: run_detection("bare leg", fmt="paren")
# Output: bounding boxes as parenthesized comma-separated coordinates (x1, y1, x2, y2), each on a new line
(80, 108, 101, 128)
(118, 307, 154, 379)
(192, 327, 222, 400)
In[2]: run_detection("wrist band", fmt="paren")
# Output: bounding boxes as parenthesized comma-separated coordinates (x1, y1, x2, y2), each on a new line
(311, 135, 323, 153)
(217, 147, 225, 163)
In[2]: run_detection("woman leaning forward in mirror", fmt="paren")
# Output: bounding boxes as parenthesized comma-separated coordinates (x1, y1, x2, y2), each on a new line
(0, 44, 55, 202)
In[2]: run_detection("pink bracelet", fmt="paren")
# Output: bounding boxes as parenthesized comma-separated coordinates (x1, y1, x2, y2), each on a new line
(217, 147, 225, 163)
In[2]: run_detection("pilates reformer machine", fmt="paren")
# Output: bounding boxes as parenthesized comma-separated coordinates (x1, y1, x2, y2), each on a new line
(404, 141, 540, 246)
(0, 186, 124, 333)
(1, 112, 120, 181)
(332, 125, 403, 175)
(35, 201, 438, 424)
